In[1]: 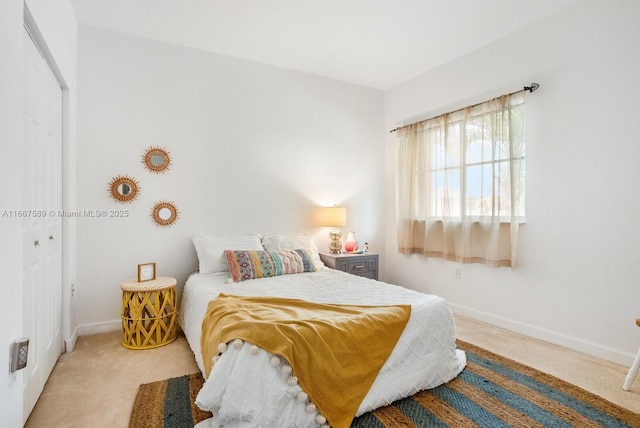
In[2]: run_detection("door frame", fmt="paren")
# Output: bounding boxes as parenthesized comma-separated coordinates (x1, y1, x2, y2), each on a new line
(23, 4, 75, 353)
(22, 4, 75, 422)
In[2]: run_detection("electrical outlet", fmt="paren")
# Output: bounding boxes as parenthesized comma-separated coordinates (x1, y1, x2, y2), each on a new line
(455, 267, 462, 279)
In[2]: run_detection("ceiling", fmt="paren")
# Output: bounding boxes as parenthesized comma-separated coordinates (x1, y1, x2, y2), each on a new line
(71, 0, 576, 90)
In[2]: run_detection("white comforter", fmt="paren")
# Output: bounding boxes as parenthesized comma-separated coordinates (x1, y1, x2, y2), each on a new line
(179, 268, 465, 427)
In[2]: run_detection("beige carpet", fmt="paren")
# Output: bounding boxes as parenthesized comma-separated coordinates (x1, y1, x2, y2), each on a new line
(24, 330, 198, 428)
(25, 316, 640, 427)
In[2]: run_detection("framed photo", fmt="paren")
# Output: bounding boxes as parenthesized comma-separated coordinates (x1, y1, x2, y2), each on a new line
(137, 262, 156, 282)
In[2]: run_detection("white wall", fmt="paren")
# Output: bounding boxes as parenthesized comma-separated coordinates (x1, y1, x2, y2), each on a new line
(75, 26, 385, 332)
(384, 0, 640, 365)
(0, 0, 77, 424)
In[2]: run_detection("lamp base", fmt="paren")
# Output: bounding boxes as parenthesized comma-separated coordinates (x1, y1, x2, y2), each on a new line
(329, 229, 342, 254)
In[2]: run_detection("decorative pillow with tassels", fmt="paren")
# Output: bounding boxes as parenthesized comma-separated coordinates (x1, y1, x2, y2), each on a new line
(224, 249, 316, 283)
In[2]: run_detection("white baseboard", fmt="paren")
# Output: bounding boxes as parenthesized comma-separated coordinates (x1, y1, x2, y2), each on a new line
(77, 319, 121, 337)
(64, 326, 79, 352)
(450, 303, 635, 367)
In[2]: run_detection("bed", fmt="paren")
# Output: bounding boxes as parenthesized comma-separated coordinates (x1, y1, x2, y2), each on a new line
(179, 233, 466, 428)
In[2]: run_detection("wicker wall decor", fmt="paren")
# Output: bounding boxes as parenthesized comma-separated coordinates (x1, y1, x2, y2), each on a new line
(151, 200, 179, 227)
(142, 146, 171, 174)
(109, 175, 140, 203)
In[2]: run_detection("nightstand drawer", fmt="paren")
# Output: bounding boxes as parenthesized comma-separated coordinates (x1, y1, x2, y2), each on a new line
(339, 259, 377, 279)
(320, 253, 378, 280)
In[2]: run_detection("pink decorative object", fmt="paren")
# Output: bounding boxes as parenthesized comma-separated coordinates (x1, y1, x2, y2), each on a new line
(344, 231, 358, 252)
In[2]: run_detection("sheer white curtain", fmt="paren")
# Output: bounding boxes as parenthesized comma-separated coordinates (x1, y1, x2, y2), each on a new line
(396, 91, 525, 268)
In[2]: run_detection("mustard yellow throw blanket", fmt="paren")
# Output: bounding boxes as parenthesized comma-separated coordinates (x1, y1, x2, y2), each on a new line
(201, 293, 411, 428)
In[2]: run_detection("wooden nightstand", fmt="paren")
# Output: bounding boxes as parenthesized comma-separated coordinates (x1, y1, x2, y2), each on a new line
(120, 276, 177, 349)
(320, 253, 379, 280)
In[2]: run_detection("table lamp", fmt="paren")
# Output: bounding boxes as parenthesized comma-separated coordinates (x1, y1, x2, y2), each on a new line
(323, 206, 346, 254)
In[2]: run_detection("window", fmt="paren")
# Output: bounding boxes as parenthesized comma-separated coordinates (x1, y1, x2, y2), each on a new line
(396, 91, 525, 267)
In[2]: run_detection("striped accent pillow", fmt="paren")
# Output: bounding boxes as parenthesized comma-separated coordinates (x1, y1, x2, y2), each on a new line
(224, 249, 316, 283)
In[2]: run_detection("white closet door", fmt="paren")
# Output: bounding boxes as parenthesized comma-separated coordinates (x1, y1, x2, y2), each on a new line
(22, 28, 63, 423)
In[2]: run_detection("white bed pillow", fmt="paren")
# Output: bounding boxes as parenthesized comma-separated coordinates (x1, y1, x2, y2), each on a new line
(192, 234, 263, 274)
(261, 234, 325, 270)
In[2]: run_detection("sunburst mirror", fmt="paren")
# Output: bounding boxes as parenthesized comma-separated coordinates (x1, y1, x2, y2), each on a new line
(108, 175, 140, 203)
(142, 146, 171, 174)
(151, 200, 179, 227)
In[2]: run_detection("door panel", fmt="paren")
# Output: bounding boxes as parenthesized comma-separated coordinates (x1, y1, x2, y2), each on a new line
(22, 28, 63, 423)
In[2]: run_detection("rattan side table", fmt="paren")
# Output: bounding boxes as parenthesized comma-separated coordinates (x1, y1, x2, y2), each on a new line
(121, 276, 177, 349)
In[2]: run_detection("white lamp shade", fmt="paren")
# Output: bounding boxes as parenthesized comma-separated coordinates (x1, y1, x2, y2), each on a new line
(322, 207, 346, 227)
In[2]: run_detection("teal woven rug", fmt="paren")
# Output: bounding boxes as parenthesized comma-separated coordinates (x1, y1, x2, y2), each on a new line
(130, 341, 640, 427)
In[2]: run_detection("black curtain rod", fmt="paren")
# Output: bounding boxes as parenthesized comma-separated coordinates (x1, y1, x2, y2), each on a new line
(389, 82, 540, 133)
